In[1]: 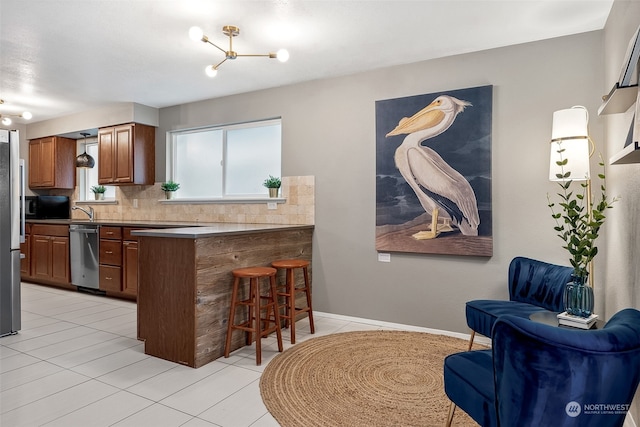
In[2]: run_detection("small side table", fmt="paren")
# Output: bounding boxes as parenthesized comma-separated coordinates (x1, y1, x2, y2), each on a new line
(529, 311, 605, 329)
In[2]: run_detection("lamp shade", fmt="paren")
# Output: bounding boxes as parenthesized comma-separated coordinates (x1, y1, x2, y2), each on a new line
(76, 133, 95, 168)
(76, 152, 95, 168)
(549, 106, 590, 182)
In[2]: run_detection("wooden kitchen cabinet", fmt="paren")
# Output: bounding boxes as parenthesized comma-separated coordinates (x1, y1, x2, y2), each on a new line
(51, 237, 70, 283)
(122, 227, 142, 297)
(98, 123, 155, 185)
(29, 136, 76, 189)
(97, 226, 142, 299)
(29, 224, 70, 286)
(99, 226, 123, 293)
(122, 240, 139, 296)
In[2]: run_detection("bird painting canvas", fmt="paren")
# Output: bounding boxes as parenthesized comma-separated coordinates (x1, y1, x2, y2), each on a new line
(376, 85, 492, 257)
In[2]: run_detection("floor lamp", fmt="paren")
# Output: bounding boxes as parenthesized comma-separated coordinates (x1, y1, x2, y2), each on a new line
(548, 105, 594, 288)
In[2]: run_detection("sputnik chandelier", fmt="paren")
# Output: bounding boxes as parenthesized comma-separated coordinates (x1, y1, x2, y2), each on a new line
(189, 25, 289, 77)
(0, 99, 32, 126)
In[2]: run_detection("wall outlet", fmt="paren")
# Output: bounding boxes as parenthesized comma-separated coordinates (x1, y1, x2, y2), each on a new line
(133, 199, 138, 208)
(267, 202, 277, 210)
(378, 253, 391, 262)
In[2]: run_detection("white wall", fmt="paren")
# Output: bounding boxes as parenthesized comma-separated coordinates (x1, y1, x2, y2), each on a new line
(158, 31, 604, 333)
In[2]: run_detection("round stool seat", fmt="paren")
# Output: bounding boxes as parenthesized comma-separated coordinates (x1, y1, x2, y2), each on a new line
(271, 259, 310, 269)
(232, 266, 277, 278)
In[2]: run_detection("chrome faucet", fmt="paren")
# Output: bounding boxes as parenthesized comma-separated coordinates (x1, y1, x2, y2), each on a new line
(72, 205, 94, 222)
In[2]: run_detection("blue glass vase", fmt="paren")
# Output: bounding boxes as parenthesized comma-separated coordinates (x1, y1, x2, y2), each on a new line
(563, 274, 594, 318)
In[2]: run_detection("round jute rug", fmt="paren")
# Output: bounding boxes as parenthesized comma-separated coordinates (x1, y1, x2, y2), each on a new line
(260, 330, 479, 427)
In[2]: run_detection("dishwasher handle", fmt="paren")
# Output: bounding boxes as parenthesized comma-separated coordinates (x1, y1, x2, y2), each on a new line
(69, 227, 99, 234)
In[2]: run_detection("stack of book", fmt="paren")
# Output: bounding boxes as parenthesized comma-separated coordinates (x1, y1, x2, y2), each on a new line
(557, 311, 599, 329)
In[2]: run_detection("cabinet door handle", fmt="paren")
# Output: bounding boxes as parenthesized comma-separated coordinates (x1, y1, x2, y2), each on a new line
(106, 232, 114, 235)
(105, 277, 112, 280)
(105, 250, 113, 254)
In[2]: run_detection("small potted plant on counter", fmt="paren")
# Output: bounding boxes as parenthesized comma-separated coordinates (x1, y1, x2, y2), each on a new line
(91, 185, 106, 200)
(161, 180, 180, 199)
(263, 175, 281, 198)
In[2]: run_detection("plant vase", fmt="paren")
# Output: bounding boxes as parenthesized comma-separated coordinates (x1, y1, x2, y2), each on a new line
(94, 193, 104, 201)
(165, 191, 176, 200)
(563, 273, 594, 318)
(268, 188, 280, 198)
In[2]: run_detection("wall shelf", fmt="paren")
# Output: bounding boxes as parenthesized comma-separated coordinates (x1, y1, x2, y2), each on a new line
(598, 83, 638, 115)
(610, 141, 640, 164)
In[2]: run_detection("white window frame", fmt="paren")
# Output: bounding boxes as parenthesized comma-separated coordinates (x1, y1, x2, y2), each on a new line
(78, 140, 116, 204)
(166, 118, 282, 202)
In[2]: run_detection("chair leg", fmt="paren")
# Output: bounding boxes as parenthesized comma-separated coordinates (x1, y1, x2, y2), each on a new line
(467, 330, 476, 351)
(303, 266, 315, 334)
(252, 277, 262, 365)
(445, 400, 456, 427)
(287, 267, 297, 343)
(270, 274, 283, 352)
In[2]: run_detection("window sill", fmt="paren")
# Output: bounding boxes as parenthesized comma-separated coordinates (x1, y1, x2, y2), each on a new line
(158, 197, 287, 204)
(76, 199, 119, 205)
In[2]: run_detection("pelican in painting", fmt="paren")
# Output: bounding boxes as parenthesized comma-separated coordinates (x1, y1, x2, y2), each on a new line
(386, 95, 480, 236)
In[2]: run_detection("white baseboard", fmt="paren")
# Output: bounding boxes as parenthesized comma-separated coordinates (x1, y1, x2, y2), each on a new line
(314, 311, 492, 347)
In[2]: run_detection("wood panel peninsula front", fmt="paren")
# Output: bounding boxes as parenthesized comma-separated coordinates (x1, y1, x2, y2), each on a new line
(133, 223, 313, 368)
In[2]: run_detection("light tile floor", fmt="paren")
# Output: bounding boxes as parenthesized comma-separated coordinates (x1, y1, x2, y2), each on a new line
(1, 283, 439, 427)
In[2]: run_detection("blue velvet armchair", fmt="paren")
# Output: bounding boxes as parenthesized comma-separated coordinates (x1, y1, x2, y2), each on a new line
(465, 256, 574, 348)
(444, 308, 640, 427)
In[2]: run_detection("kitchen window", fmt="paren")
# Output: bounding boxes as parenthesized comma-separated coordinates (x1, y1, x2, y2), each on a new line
(167, 119, 281, 199)
(80, 142, 115, 201)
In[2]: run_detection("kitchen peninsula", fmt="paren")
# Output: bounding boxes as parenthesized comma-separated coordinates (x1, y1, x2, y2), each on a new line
(133, 223, 313, 368)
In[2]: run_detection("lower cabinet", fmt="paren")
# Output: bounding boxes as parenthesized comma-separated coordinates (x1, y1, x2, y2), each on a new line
(99, 226, 141, 299)
(122, 240, 139, 297)
(99, 226, 123, 293)
(25, 222, 148, 300)
(28, 224, 70, 286)
(99, 265, 122, 292)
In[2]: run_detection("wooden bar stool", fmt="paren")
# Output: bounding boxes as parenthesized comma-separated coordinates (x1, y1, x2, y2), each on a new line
(271, 259, 315, 344)
(224, 266, 283, 365)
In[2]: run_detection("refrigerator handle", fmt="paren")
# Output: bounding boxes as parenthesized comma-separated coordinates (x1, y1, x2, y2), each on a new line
(19, 159, 25, 244)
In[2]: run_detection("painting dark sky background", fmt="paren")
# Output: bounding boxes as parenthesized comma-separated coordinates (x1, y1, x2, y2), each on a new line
(375, 85, 493, 234)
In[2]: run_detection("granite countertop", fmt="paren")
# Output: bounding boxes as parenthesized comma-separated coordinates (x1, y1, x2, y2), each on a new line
(27, 219, 215, 228)
(131, 223, 313, 238)
(27, 219, 313, 237)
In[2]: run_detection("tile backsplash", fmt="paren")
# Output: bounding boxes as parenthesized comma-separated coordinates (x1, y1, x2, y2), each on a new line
(63, 176, 314, 225)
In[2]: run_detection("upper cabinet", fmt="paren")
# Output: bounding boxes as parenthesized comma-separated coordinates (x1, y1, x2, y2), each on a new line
(29, 136, 76, 189)
(98, 123, 155, 185)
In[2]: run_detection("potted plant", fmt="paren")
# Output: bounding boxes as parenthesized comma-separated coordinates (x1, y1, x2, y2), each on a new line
(263, 175, 281, 198)
(161, 180, 180, 199)
(547, 154, 617, 317)
(91, 185, 106, 200)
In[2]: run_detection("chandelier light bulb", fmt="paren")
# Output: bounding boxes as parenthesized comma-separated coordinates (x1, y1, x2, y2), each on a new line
(22, 111, 32, 120)
(189, 26, 204, 42)
(1, 117, 12, 126)
(276, 49, 289, 63)
(205, 65, 218, 77)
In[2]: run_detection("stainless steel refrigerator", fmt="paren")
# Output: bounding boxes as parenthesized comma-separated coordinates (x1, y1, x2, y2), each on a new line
(0, 129, 23, 337)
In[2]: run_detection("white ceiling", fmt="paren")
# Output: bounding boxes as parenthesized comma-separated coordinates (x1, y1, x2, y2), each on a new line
(0, 0, 614, 125)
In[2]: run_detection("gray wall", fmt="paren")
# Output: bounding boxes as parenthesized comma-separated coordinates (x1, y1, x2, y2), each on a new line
(602, 1, 640, 421)
(158, 31, 605, 333)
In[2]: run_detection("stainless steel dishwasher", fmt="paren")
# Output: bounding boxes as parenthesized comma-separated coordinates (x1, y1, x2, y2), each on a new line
(69, 224, 100, 290)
